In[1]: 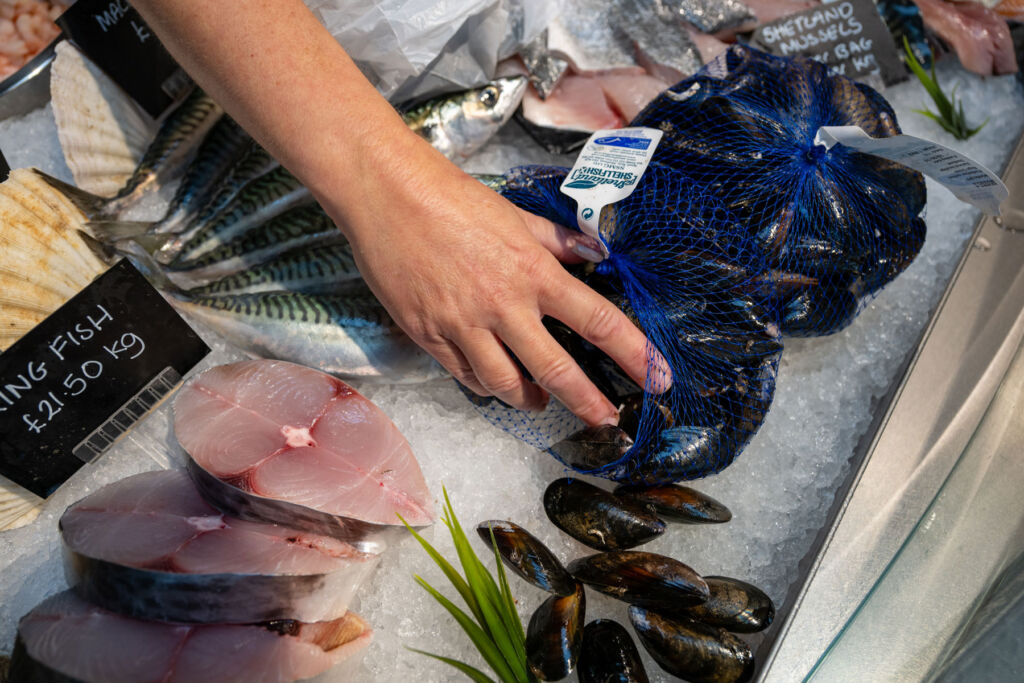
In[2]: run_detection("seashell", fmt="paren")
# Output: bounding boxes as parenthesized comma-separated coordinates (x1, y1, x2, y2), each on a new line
(628, 606, 755, 683)
(614, 484, 732, 525)
(677, 576, 774, 633)
(477, 520, 576, 596)
(543, 478, 665, 551)
(50, 41, 155, 195)
(550, 425, 633, 471)
(568, 551, 709, 609)
(526, 582, 585, 681)
(0, 168, 106, 530)
(578, 619, 650, 683)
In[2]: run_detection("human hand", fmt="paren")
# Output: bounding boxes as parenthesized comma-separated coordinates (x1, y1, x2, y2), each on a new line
(320, 134, 668, 427)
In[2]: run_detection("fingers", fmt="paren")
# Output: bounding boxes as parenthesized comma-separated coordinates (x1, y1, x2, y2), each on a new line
(543, 275, 673, 394)
(499, 316, 620, 427)
(424, 336, 487, 397)
(520, 212, 605, 264)
(454, 328, 549, 412)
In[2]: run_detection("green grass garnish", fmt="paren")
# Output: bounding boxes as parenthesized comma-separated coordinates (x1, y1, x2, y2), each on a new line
(902, 36, 986, 141)
(400, 488, 536, 683)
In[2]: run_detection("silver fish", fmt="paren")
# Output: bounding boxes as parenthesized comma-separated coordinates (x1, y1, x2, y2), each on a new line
(152, 116, 253, 235)
(126, 245, 443, 384)
(547, 0, 639, 73)
(159, 165, 312, 265)
(164, 204, 344, 282)
(184, 242, 361, 296)
(403, 77, 528, 162)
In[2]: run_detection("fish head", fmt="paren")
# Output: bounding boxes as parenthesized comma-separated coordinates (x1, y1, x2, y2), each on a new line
(444, 76, 528, 158)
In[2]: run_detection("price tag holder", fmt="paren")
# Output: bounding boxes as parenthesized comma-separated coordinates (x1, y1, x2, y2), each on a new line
(0, 260, 209, 498)
(750, 0, 906, 87)
(55, 0, 191, 118)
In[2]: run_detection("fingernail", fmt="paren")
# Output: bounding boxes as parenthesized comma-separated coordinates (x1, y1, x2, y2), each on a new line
(599, 411, 619, 427)
(569, 234, 606, 263)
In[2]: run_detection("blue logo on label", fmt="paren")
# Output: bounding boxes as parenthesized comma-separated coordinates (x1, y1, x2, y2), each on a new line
(594, 136, 651, 150)
(581, 208, 594, 220)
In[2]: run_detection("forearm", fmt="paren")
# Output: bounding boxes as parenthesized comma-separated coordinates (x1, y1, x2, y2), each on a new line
(128, 0, 454, 238)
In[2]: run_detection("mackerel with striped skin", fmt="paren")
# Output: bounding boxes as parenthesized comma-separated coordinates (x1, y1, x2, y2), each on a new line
(167, 204, 341, 280)
(153, 116, 253, 235)
(174, 290, 444, 383)
(108, 88, 223, 214)
(184, 242, 362, 296)
(163, 165, 312, 265)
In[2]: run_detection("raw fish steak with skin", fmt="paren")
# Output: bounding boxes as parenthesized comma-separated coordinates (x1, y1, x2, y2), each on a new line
(912, 0, 1017, 75)
(522, 74, 627, 131)
(595, 72, 672, 121)
(176, 360, 434, 542)
(60, 470, 380, 624)
(10, 591, 371, 683)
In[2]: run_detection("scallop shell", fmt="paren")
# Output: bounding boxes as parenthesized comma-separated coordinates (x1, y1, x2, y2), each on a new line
(50, 41, 155, 196)
(0, 167, 107, 531)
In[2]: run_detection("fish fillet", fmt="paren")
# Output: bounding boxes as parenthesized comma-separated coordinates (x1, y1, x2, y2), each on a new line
(595, 72, 672, 121)
(912, 0, 1017, 75)
(175, 360, 434, 541)
(11, 591, 371, 683)
(743, 0, 820, 24)
(60, 470, 380, 623)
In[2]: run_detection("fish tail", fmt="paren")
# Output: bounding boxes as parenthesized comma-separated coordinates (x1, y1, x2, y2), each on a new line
(31, 169, 116, 220)
(84, 219, 156, 243)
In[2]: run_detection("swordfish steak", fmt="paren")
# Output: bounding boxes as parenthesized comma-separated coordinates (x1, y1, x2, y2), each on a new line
(175, 360, 434, 542)
(10, 591, 371, 683)
(60, 470, 380, 624)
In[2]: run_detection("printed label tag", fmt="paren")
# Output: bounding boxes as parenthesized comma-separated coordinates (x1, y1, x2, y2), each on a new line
(815, 125, 1009, 215)
(0, 260, 209, 497)
(751, 0, 906, 87)
(55, 0, 191, 118)
(560, 127, 663, 258)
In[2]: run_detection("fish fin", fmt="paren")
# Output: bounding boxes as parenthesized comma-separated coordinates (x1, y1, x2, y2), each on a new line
(115, 240, 185, 297)
(84, 219, 156, 242)
(30, 169, 115, 220)
(74, 231, 121, 265)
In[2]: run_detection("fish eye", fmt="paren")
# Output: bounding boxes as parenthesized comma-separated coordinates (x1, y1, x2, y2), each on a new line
(479, 86, 499, 107)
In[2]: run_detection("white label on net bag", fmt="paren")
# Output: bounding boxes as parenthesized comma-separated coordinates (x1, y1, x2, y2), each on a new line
(815, 125, 1008, 216)
(560, 127, 663, 259)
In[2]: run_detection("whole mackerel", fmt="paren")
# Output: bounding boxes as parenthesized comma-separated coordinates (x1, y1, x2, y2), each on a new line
(183, 242, 361, 296)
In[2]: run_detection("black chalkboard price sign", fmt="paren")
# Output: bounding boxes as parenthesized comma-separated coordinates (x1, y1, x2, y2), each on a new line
(55, 0, 191, 117)
(0, 260, 209, 498)
(0, 148, 9, 182)
(751, 0, 906, 87)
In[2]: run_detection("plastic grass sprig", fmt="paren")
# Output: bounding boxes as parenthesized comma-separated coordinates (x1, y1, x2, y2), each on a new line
(903, 37, 986, 140)
(400, 488, 535, 683)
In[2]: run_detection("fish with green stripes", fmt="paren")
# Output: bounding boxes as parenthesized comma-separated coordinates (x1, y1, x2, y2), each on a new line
(38, 88, 223, 219)
(123, 244, 443, 383)
(183, 242, 361, 296)
(152, 116, 253, 235)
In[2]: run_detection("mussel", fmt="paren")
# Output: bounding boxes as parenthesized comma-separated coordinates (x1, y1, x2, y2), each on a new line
(544, 479, 665, 551)
(614, 484, 732, 525)
(679, 576, 774, 633)
(526, 582, 586, 681)
(568, 551, 709, 609)
(549, 425, 633, 471)
(578, 619, 650, 683)
(476, 520, 575, 596)
(628, 606, 754, 683)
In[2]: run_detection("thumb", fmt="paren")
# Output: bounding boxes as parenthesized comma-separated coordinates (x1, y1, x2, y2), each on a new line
(519, 211, 605, 264)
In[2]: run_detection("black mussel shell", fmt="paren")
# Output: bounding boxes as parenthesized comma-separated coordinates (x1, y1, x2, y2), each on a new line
(544, 479, 665, 551)
(579, 619, 650, 683)
(568, 551, 709, 609)
(628, 606, 755, 683)
(618, 393, 675, 441)
(679, 576, 774, 633)
(527, 582, 586, 681)
(550, 425, 634, 471)
(615, 484, 732, 524)
(477, 521, 576, 596)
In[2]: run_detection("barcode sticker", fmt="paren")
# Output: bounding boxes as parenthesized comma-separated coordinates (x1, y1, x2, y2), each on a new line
(72, 367, 181, 463)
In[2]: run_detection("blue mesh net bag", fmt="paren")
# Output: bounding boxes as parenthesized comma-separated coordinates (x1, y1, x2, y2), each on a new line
(465, 163, 783, 485)
(632, 44, 927, 336)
